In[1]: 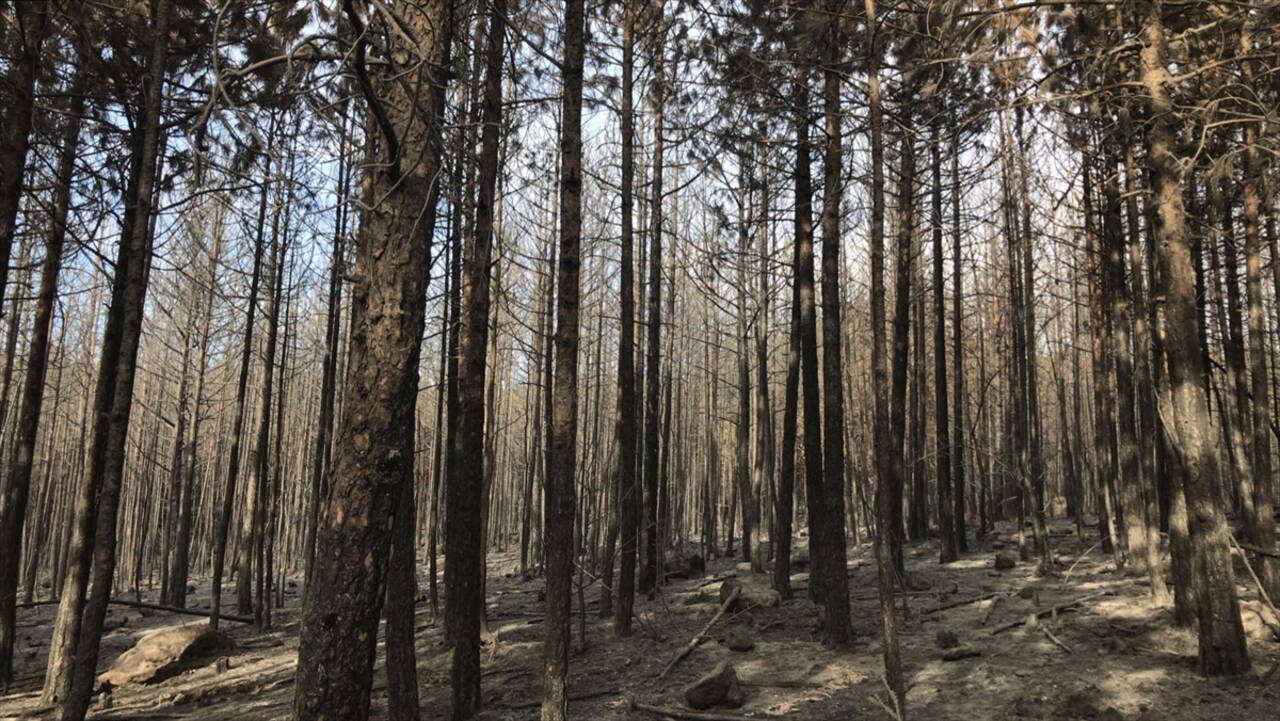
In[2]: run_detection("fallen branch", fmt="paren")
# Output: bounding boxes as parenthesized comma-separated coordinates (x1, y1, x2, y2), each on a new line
(629, 698, 764, 721)
(1040, 626, 1072, 653)
(695, 572, 737, 589)
(659, 586, 740, 679)
(498, 686, 618, 710)
(19, 598, 253, 625)
(1061, 541, 1100, 586)
(989, 591, 1110, 635)
(1229, 534, 1280, 639)
(979, 596, 1002, 626)
(1234, 540, 1280, 559)
(921, 591, 1003, 616)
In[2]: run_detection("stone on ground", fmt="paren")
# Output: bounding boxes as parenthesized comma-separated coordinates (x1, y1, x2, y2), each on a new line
(726, 628, 755, 652)
(684, 660, 744, 710)
(97, 623, 234, 689)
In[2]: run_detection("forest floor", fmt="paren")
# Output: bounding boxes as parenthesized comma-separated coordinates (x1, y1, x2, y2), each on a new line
(3, 518, 1279, 720)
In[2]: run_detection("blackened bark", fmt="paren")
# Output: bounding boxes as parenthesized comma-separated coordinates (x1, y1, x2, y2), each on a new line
(292, 1, 454, 718)
(865, 0, 906, 707)
(889, 126, 915, 576)
(60, 2, 175, 717)
(931, 123, 958, 564)
(0, 2, 49, 319)
(792, 65, 826, 603)
(542, 0, 585, 715)
(0, 81, 82, 685)
(613, 0, 639, 636)
(640, 28, 666, 596)
(445, 0, 503, 715)
(818, 5, 851, 644)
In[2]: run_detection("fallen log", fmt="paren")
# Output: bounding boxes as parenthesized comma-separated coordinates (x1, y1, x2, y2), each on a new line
(19, 598, 253, 625)
(659, 586, 740, 679)
(989, 591, 1110, 636)
(921, 591, 1004, 616)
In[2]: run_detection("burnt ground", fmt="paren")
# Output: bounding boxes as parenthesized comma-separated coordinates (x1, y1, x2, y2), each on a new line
(3, 519, 1278, 720)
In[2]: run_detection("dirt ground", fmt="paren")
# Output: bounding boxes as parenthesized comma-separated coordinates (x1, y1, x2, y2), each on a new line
(3, 519, 1279, 720)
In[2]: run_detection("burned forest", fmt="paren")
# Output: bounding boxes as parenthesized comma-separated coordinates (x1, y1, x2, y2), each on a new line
(1, 1, 1280, 720)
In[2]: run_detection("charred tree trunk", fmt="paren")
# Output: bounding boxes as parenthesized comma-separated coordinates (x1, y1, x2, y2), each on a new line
(1137, 0, 1249, 676)
(291, 1, 454, 719)
(612, 0, 639, 638)
(817, 5, 851, 644)
(445, 0, 504, 716)
(0, 81, 82, 685)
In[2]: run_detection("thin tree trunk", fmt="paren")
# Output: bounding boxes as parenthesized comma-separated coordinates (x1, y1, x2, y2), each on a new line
(818, 5, 851, 644)
(0, 80, 82, 685)
(542, 0, 585, 715)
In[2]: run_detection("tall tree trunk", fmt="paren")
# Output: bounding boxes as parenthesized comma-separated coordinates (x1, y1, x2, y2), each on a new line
(0, 1, 49, 319)
(865, 0, 906, 708)
(1014, 107, 1052, 570)
(932, 121, 958, 564)
(445, 0, 504, 715)
(889, 125, 915, 576)
(542, 0, 585, 715)
(171, 208, 223, 609)
(0, 81, 82, 685)
(239, 179, 286, 623)
(59, 2, 175, 716)
(640, 23, 666, 596)
(304, 102, 350, 588)
(792, 64, 826, 603)
(1137, 0, 1248, 676)
(612, 0, 639, 638)
(950, 117, 967, 553)
(818, 3, 851, 645)
(292, 1, 454, 718)
(1236, 25, 1279, 599)
(773, 179, 801, 600)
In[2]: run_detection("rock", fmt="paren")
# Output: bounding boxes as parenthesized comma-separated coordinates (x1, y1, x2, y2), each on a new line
(941, 645, 982, 661)
(97, 624, 235, 689)
(1099, 708, 1125, 721)
(1056, 690, 1106, 719)
(688, 554, 706, 578)
(1018, 587, 1036, 600)
(994, 552, 1018, 570)
(935, 630, 960, 649)
(684, 660, 744, 710)
(726, 629, 755, 652)
(95, 691, 113, 711)
(735, 562, 753, 574)
(102, 614, 130, 632)
(905, 574, 932, 591)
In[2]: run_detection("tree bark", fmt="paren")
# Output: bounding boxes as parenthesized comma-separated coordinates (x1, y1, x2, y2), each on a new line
(542, 0, 585, 715)
(0, 79, 82, 685)
(613, 0, 639, 638)
(292, 1, 454, 718)
(817, 3, 851, 644)
(1137, 0, 1249, 676)
(445, 0, 503, 716)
